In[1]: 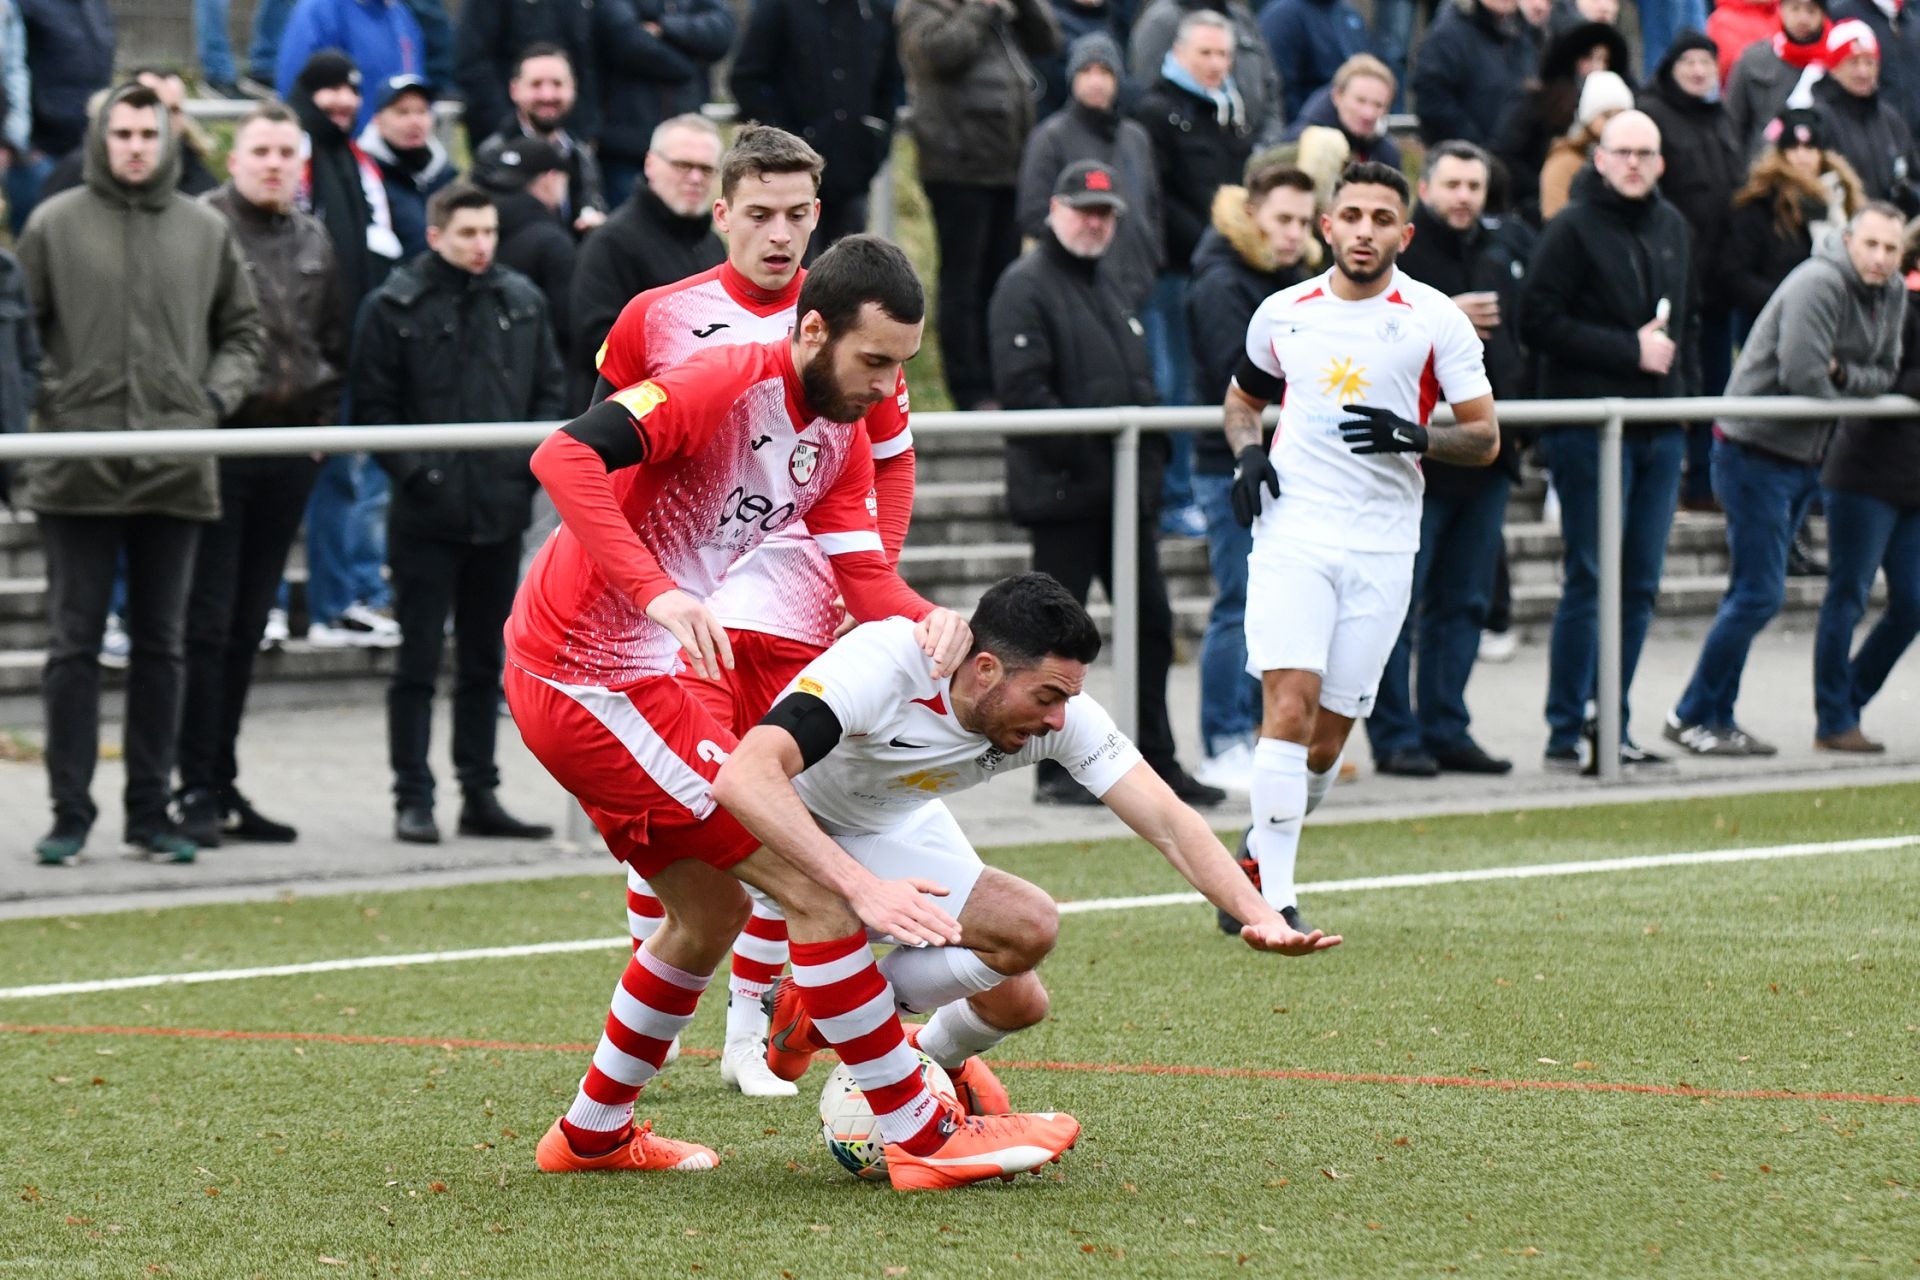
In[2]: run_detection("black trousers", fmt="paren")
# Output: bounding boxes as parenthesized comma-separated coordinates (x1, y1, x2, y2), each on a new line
(1027, 512, 1179, 775)
(922, 181, 1020, 409)
(387, 530, 522, 809)
(177, 457, 320, 796)
(40, 512, 202, 835)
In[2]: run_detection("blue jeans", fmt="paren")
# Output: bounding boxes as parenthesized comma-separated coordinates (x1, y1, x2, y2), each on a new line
(602, 161, 642, 213)
(247, 0, 297, 82)
(304, 455, 391, 624)
(1373, 0, 1415, 109)
(196, 0, 236, 84)
(1636, 0, 1708, 74)
(1368, 473, 1513, 757)
(1674, 440, 1820, 729)
(1540, 425, 1686, 751)
(1814, 487, 1920, 737)
(1145, 273, 1196, 511)
(1194, 472, 1262, 755)
(5, 152, 55, 237)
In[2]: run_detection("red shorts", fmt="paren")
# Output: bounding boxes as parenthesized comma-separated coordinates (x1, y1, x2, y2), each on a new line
(504, 663, 759, 878)
(677, 629, 828, 733)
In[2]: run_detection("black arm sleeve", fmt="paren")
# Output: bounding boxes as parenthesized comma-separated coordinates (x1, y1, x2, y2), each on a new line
(562, 397, 649, 471)
(1232, 354, 1283, 402)
(759, 691, 845, 770)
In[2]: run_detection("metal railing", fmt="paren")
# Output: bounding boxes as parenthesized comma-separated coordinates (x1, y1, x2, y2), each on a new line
(1, 394, 1911, 782)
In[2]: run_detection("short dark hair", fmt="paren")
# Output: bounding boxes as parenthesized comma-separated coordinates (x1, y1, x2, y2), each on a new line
(794, 235, 925, 335)
(234, 101, 300, 136)
(1245, 162, 1315, 205)
(968, 573, 1102, 669)
(1330, 160, 1411, 209)
(111, 85, 164, 115)
(720, 123, 826, 200)
(427, 181, 494, 229)
(1425, 140, 1493, 178)
(513, 42, 571, 77)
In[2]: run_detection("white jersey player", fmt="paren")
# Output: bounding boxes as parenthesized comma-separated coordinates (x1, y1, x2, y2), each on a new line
(1220, 161, 1501, 934)
(711, 573, 1340, 1112)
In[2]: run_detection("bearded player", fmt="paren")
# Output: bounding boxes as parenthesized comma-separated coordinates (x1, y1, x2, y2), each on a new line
(508, 236, 1083, 1189)
(593, 126, 916, 1097)
(1220, 162, 1500, 935)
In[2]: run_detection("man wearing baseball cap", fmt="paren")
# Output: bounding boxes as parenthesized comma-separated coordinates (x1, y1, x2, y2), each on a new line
(987, 160, 1224, 809)
(472, 135, 576, 357)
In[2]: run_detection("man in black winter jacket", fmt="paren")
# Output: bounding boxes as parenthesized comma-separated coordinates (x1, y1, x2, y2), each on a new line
(988, 161, 1225, 809)
(568, 112, 724, 408)
(1520, 109, 1695, 770)
(1366, 142, 1531, 780)
(351, 184, 567, 846)
(1811, 20, 1920, 215)
(473, 135, 577, 363)
(730, 0, 902, 254)
(480, 45, 607, 237)
(1411, 0, 1539, 148)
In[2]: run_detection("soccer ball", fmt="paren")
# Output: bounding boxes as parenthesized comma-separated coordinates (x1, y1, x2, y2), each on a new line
(818, 1051, 955, 1182)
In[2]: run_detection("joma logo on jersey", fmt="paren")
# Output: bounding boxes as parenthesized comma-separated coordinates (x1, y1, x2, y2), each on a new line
(888, 768, 959, 794)
(611, 381, 668, 418)
(790, 441, 821, 485)
(1319, 356, 1370, 402)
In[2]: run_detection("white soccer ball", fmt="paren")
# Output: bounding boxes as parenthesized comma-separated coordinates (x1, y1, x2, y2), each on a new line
(819, 1051, 955, 1182)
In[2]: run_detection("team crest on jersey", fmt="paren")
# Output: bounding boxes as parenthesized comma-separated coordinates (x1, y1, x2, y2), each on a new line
(1377, 317, 1406, 343)
(790, 440, 821, 485)
(1319, 356, 1370, 402)
(611, 381, 668, 418)
(975, 747, 1006, 773)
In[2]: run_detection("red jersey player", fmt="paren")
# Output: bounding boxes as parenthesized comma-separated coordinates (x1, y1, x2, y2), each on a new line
(508, 236, 1082, 1189)
(593, 127, 916, 1097)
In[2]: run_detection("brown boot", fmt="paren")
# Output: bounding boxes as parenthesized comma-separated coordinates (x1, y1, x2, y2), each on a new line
(1815, 727, 1885, 754)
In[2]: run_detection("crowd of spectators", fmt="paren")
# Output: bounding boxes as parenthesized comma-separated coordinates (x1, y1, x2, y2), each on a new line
(0, 0, 1915, 861)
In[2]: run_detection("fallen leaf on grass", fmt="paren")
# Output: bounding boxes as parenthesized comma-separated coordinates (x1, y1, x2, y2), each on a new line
(20, 1187, 40, 1202)
(885, 1269, 909, 1277)
(203, 1187, 219, 1197)
(317, 1257, 346, 1267)
(429, 1182, 448, 1193)
(1366, 1223, 1382, 1231)
(1321, 1169, 1341, 1180)
(1393, 1137, 1411, 1147)
(64, 1215, 91, 1226)
(1537, 1058, 1560, 1065)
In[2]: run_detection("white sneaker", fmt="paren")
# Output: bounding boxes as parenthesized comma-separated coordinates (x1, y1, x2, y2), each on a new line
(99, 613, 131, 670)
(1193, 742, 1255, 794)
(259, 607, 289, 653)
(1477, 629, 1518, 664)
(340, 602, 402, 648)
(720, 1035, 798, 1097)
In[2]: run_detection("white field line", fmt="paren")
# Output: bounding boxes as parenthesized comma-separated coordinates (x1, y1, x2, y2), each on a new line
(3, 834, 1913, 1002)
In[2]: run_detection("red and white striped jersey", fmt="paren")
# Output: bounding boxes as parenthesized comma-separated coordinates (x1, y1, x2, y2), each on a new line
(1240, 266, 1489, 552)
(508, 339, 919, 686)
(597, 262, 914, 647)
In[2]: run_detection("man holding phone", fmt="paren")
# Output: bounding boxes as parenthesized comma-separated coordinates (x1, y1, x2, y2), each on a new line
(1519, 110, 1697, 773)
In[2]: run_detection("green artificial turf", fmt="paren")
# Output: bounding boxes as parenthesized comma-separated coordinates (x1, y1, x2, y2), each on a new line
(5, 784, 1917, 1278)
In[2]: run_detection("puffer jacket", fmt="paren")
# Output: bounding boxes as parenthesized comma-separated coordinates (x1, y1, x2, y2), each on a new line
(898, 0, 1060, 187)
(352, 252, 567, 544)
(204, 184, 346, 429)
(16, 84, 265, 521)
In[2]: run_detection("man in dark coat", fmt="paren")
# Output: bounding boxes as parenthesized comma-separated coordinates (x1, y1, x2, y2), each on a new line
(1519, 109, 1695, 770)
(1258, 0, 1372, 118)
(178, 103, 347, 852)
(350, 183, 567, 845)
(1832, 0, 1920, 135)
(472, 135, 577, 363)
(568, 112, 724, 407)
(988, 160, 1224, 808)
(1411, 0, 1540, 148)
(357, 74, 460, 259)
(1017, 32, 1164, 309)
(10, 0, 114, 229)
(1366, 142, 1532, 780)
(290, 51, 400, 317)
(479, 44, 607, 236)
(1811, 19, 1920, 214)
(730, 0, 903, 253)
(454, 0, 599, 144)
(592, 0, 736, 209)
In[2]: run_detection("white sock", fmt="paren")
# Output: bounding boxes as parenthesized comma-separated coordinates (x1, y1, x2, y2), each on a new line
(878, 945, 1007, 1016)
(1304, 754, 1340, 816)
(916, 999, 1010, 1070)
(1249, 738, 1309, 911)
(724, 992, 769, 1044)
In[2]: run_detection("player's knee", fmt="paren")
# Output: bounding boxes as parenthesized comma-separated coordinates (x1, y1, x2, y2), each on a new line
(981, 974, 1050, 1030)
(966, 872, 1058, 971)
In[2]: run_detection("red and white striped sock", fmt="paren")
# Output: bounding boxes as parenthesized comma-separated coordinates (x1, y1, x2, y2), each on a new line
(560, 942, 710, 1154)
(725, 895, 788, 1043)
(789, 933, 952, 1155)
(625, 867, 665, 951)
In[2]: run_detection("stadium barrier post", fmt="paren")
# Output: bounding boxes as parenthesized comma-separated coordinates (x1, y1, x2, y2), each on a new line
(1109, 412, 1142, 741)
(1596, 402, 1626, 783)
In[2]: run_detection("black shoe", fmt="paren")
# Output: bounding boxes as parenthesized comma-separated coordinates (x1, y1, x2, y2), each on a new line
(1543, 744, 1584, 773)
(1787, 537, 1827, 577)
(1280, 904, 1317, 936)
(35, 820, 88, 865)
(1429, 740, 1513, 775)
(176, 788, 224, 848)
(1159, 764, 1227, 807)
(222, 790, 298, 843)
(1034, 774, 1100, 806)
(458, 791, 554, 840)
(1217, 827, 1260, 935)
(1376, 747, 1440, 777)
(396, 805, 441, 844)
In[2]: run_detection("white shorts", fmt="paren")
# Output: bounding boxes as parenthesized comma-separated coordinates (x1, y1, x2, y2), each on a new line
(1243, 537, 1414, 719)
(836, 801, 984, 943)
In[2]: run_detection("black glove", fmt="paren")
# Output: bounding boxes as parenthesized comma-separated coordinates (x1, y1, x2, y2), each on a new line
(1229, 444, 1279, 528)
(1339, 405, 1429, 455)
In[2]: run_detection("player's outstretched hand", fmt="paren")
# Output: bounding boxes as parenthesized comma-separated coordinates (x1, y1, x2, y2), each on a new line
(1340, 405, 1429, 455)
(849, 875, 964, 949)
(1240, 920, 1343, 955)
(647, 589, 735, 681)
(1229, 444, 1279, 527)
(915, 607, 972, 677)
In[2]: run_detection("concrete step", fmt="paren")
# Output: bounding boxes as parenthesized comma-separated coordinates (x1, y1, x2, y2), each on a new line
(0, 636, 399, 697)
